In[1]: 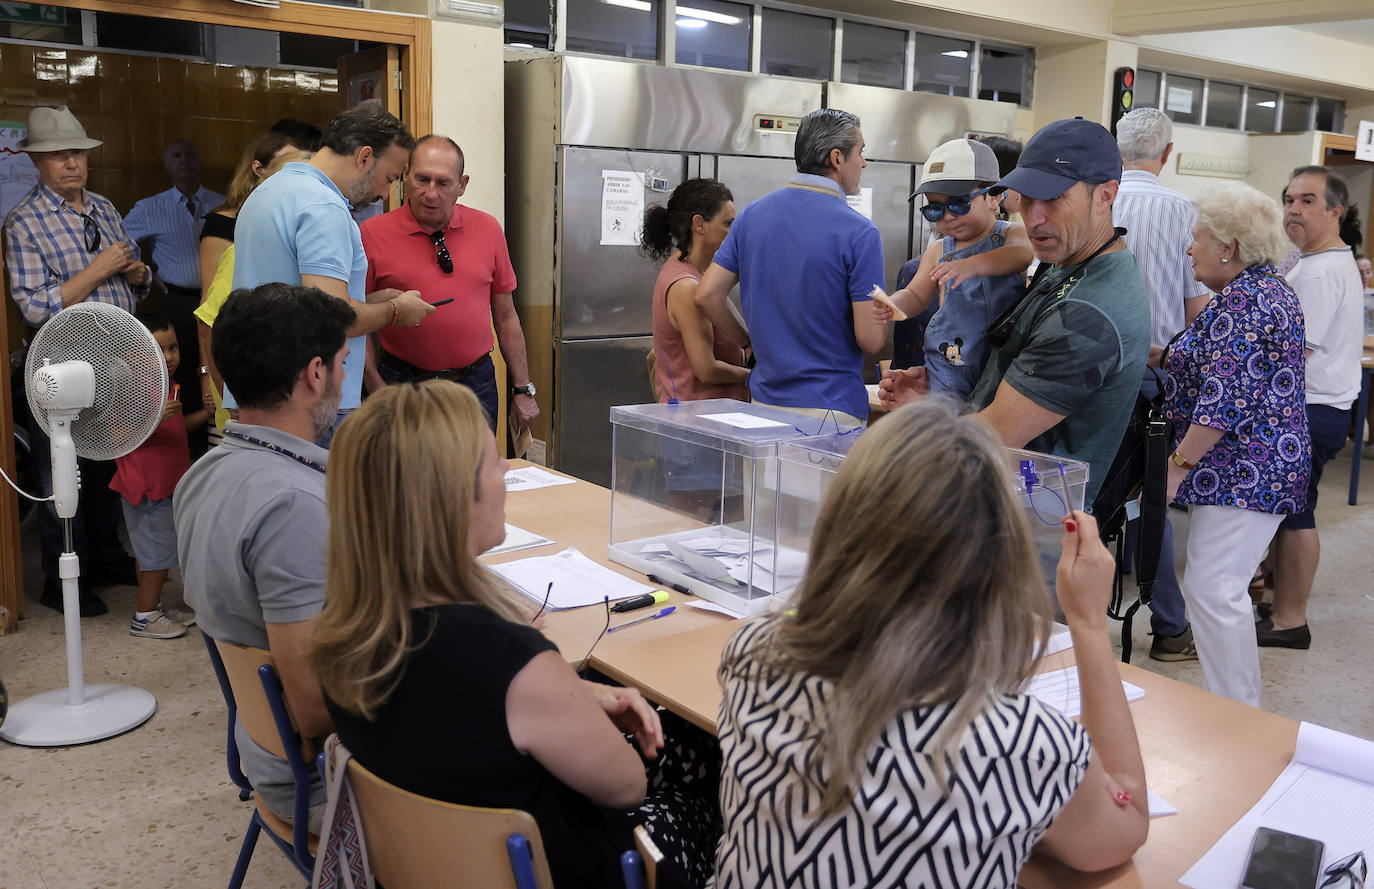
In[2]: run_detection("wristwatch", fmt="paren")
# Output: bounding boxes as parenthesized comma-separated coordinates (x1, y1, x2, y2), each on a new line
(511, 382, 536, 398)
(1170, 451, 1198, 470)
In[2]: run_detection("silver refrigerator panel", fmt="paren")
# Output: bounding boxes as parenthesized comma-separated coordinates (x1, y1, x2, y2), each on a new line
(711, 155, 799, 212)
(824, 81, 1018, 165)
(858, 160, 916, 291)
(556, 335, 657, 486)
(561, 56, 822, 157)
(556, 147, 687, 339)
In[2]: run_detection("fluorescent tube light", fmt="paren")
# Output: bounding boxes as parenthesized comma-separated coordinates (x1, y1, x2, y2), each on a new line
(677, 4, 742, 24)
(603, 0, 652, 10)
(676, 17, 708, 28)
(941, 49, 969, 58)
(1256, 100, 1276, 108)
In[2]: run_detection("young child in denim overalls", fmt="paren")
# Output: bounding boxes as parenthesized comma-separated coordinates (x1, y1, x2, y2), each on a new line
(875, 138, 1033, 400)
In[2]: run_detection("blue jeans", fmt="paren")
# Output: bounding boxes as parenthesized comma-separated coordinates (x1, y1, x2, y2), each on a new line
(1133, 370, 1189, 637)
(376, 352, 499, 433)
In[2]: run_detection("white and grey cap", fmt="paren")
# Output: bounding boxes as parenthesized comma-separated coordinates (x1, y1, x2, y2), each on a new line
(910, 138, 1001, 199)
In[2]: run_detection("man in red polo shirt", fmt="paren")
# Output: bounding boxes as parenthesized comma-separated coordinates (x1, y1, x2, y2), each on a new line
(360, 135, 537, 433)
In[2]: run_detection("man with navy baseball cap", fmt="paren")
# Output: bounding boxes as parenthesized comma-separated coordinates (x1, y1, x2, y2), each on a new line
(881, 117, 1151, 512)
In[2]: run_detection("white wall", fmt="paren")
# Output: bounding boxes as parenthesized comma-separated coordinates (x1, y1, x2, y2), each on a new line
(429, 18, 506, 222)
(1157, 124, 1253, 198)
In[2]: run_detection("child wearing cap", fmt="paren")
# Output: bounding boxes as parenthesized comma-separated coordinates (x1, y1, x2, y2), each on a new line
(874, 138, 1033, 400)
(110, 314, 207, 639)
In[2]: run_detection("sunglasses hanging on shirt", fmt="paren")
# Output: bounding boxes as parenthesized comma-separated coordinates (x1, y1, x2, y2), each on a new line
(429, 230, 453, 273)
(918, 186, 996, 223)
(81, 214, 101, 253)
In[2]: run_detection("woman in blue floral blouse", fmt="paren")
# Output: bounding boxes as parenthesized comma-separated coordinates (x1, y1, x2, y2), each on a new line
(1163, 181, 1311, 709)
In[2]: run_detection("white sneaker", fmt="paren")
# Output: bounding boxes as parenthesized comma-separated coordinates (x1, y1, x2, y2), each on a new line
(130, 610, 187, 639)
(160, 603, 196, 627)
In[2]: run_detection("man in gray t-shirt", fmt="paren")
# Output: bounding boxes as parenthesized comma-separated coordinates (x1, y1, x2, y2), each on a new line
(174, 282, 355, 829)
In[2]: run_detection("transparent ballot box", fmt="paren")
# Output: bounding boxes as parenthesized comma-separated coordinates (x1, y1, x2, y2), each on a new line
(607, 399, 862, 616)
(779, 433, 1090, 586)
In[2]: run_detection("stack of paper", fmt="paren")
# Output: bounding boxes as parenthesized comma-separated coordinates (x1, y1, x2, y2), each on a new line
(1022, 666, 1145, 718)
(1181, 722, 1374, 888)
(482, 524, 554, 557)
(490, 548, 653, 610)
(504, 466, 576, 492)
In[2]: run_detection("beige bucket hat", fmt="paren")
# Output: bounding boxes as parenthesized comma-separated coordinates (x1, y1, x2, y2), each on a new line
(19, 105, 102, 153)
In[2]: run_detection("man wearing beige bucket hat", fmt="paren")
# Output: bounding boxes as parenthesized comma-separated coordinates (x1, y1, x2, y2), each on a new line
(3, 104, 149, 617)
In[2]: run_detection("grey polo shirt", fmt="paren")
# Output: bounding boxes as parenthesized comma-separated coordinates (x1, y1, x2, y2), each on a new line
(174, 421, 329, 648)
(173, 420, 329, 823)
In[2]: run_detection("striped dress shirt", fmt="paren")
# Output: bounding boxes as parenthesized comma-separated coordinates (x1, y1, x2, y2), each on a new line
(3, 180, 147, 327)
(1113, 169, 1211, 348)
(123, 185, 224, 289)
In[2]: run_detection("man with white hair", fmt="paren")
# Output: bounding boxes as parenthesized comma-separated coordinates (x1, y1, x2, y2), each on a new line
(1112, 107, 1212, 663)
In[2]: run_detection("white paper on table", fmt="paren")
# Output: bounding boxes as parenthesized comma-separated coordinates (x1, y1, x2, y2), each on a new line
(600, 170, 644, 246)
(1032, 623, 1073, 661)
(490, 548, 653, 610)
(700, 411, 790, 430)
(1021, 666, 1144, 718)
(1180, 722, 1374, 889)
(482, 524, 554, 557)
(684, 600, 740, 619)
(504, 466, 576, 492)
(1148, 789, 1178, 818)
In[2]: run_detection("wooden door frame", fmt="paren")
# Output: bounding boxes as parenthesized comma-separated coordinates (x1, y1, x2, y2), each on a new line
(0, 0, 432, 633)
(1320, 132, 1374, 259)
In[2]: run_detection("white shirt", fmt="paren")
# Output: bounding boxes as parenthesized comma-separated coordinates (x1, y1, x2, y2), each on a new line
(1113, 169, 1211, 348)
(1286, 247, 1363, 407)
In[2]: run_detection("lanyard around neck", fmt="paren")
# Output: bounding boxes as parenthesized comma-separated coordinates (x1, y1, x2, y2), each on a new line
(223, 428, 327, 474)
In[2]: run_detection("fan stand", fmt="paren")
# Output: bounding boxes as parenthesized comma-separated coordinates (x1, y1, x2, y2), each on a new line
(1, 512, 156, 744)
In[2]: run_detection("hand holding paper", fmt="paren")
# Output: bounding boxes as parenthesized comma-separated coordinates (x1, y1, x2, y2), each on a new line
(869, 285, 909, 322)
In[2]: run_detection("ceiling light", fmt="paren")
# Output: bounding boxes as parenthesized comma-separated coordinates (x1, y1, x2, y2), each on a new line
(603, 0, 652, 10)
(1256, 100, 1276, 108)
(676, 17, 708, 28)
(941, 49, 969, 58)
(677, 4, 742, 24)
(509, 42, 535, 48)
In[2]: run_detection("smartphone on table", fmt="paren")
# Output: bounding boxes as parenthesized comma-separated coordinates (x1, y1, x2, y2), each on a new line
(1240, 827, 1324, 889)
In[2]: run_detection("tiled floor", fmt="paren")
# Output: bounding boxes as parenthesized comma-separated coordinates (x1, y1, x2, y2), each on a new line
(1, 450, 1372, 888)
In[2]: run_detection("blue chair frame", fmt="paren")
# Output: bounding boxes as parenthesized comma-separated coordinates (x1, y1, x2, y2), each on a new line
(202, 634, 322, 888)
(621, 849, 646, 889)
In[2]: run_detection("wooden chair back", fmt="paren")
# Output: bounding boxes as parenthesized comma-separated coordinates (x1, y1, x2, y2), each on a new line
(347, 757, 556, 889)
(213, 640, 289, 760)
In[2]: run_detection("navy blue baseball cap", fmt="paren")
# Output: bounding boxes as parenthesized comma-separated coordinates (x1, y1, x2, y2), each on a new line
(993, 117, 1122, 200)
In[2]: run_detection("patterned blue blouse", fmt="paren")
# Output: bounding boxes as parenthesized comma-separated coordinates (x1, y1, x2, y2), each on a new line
(1163, 263, 1311, 513)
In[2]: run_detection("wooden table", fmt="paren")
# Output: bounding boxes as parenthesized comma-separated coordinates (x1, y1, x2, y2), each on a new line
(496, 462, 1300, 889)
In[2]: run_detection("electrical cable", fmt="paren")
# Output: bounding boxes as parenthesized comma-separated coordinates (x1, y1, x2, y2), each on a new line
(0, 464, 52, 503)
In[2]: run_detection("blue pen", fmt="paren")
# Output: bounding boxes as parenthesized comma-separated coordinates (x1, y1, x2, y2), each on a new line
(606, 605, 675, 633)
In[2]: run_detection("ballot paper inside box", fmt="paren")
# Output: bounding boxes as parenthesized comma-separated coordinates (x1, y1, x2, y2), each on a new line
(607, 399, 861, 616)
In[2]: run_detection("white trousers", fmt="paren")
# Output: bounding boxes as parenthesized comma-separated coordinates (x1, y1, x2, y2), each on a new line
(1179, 505, 1284, 708)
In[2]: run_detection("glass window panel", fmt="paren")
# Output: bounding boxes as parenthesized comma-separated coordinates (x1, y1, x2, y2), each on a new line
(675, 0, 751, 71)
(760, 8, 834, 80)
(1247, 87, 1278, 132)
(978, 44, 1032, 107)
(1316, 97, 1344, 132)
(840, 21, 905, 89)
(280, 33, 367, 68)
(1134, 69, 1160, 109)
(1206, 81, 1242, 130)
(912, 33, 972, 97)
(505, 0, 552, 49)
(96, 13, 202, 56)
(1281, 94, 1313, 132)
(565, 0, 658, 61)
(1161, 74, 1202, 126)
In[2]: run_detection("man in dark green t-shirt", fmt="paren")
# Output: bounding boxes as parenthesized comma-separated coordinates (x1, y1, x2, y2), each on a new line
(880, 117, 1150, 506)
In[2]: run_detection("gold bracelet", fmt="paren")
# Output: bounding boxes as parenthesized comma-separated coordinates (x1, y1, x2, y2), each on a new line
(1170, 451, 1198, 470)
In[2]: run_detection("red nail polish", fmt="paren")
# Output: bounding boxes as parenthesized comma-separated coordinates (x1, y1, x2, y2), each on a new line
(1065, 520, 1078, 532)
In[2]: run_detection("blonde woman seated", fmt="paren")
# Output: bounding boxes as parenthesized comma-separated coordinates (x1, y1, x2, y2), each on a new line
(312, 382, 719, 888)
(714, 400, 1149, 888)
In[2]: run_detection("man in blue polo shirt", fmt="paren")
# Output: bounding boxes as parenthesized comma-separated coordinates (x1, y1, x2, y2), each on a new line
(228, 104, 434, 445)
(695, 108, 887, 422)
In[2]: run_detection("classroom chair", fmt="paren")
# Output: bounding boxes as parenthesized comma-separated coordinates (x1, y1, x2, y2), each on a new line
(345, 755, 556, 889)
(203, 635, 320, 888)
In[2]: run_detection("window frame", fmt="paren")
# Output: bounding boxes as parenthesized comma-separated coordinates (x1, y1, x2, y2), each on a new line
(1136, 66, 1344, 135)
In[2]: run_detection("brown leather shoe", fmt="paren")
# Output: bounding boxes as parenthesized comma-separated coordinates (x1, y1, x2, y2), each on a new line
(1256, 622, 1310, 649)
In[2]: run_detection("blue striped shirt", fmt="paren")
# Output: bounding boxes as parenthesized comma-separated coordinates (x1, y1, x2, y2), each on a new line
(1113, 170, 1210, 348)
(123, 185, 224, 290)
(3, 180, 147, 326)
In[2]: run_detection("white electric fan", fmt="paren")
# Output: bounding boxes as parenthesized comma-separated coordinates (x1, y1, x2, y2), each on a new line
(0, 302, 167, 746)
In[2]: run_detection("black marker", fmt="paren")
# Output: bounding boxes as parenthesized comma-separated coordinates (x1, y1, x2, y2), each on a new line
(429, 298, 454, 306)
(647, 574, 693, 596)
(610, 590, 670, 613)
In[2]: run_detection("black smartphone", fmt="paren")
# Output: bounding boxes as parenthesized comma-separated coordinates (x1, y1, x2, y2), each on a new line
(1240, 827, 1324, 889)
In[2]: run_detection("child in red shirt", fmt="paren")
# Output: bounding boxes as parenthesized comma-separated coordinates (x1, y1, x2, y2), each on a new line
(111, 315, 207, 639)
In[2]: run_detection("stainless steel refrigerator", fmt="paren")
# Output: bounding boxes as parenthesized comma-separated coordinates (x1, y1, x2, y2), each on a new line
(505, 55, 1016, 485)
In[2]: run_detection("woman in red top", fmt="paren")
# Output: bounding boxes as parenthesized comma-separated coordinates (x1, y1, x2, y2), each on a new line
(642, 179, 749, 402)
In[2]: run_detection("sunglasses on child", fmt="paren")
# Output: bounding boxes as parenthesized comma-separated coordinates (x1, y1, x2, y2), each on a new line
(919, 186, 996, 223)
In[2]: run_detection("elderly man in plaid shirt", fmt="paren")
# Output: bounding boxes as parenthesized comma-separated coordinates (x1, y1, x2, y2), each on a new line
(3, 104, 148, 617)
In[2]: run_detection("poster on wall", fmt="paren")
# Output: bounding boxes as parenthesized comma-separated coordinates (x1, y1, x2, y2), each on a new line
(0, 122, 40, 222)
(1165, 87, 1194, 115)
(846, 187, 874, 220)
(600, 170, 644, 247)
(349, 72, 382, 109)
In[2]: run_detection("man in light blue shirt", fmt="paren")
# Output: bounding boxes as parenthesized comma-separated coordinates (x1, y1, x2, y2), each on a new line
(695, 108, 887, 422)
(228, 104, 434, 445)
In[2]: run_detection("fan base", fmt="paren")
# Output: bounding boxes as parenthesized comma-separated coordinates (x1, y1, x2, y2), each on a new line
(0, 684, 156, 747)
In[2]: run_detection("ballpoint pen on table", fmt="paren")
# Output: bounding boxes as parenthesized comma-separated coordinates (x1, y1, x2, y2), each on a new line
(607, 606, 676, 633)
